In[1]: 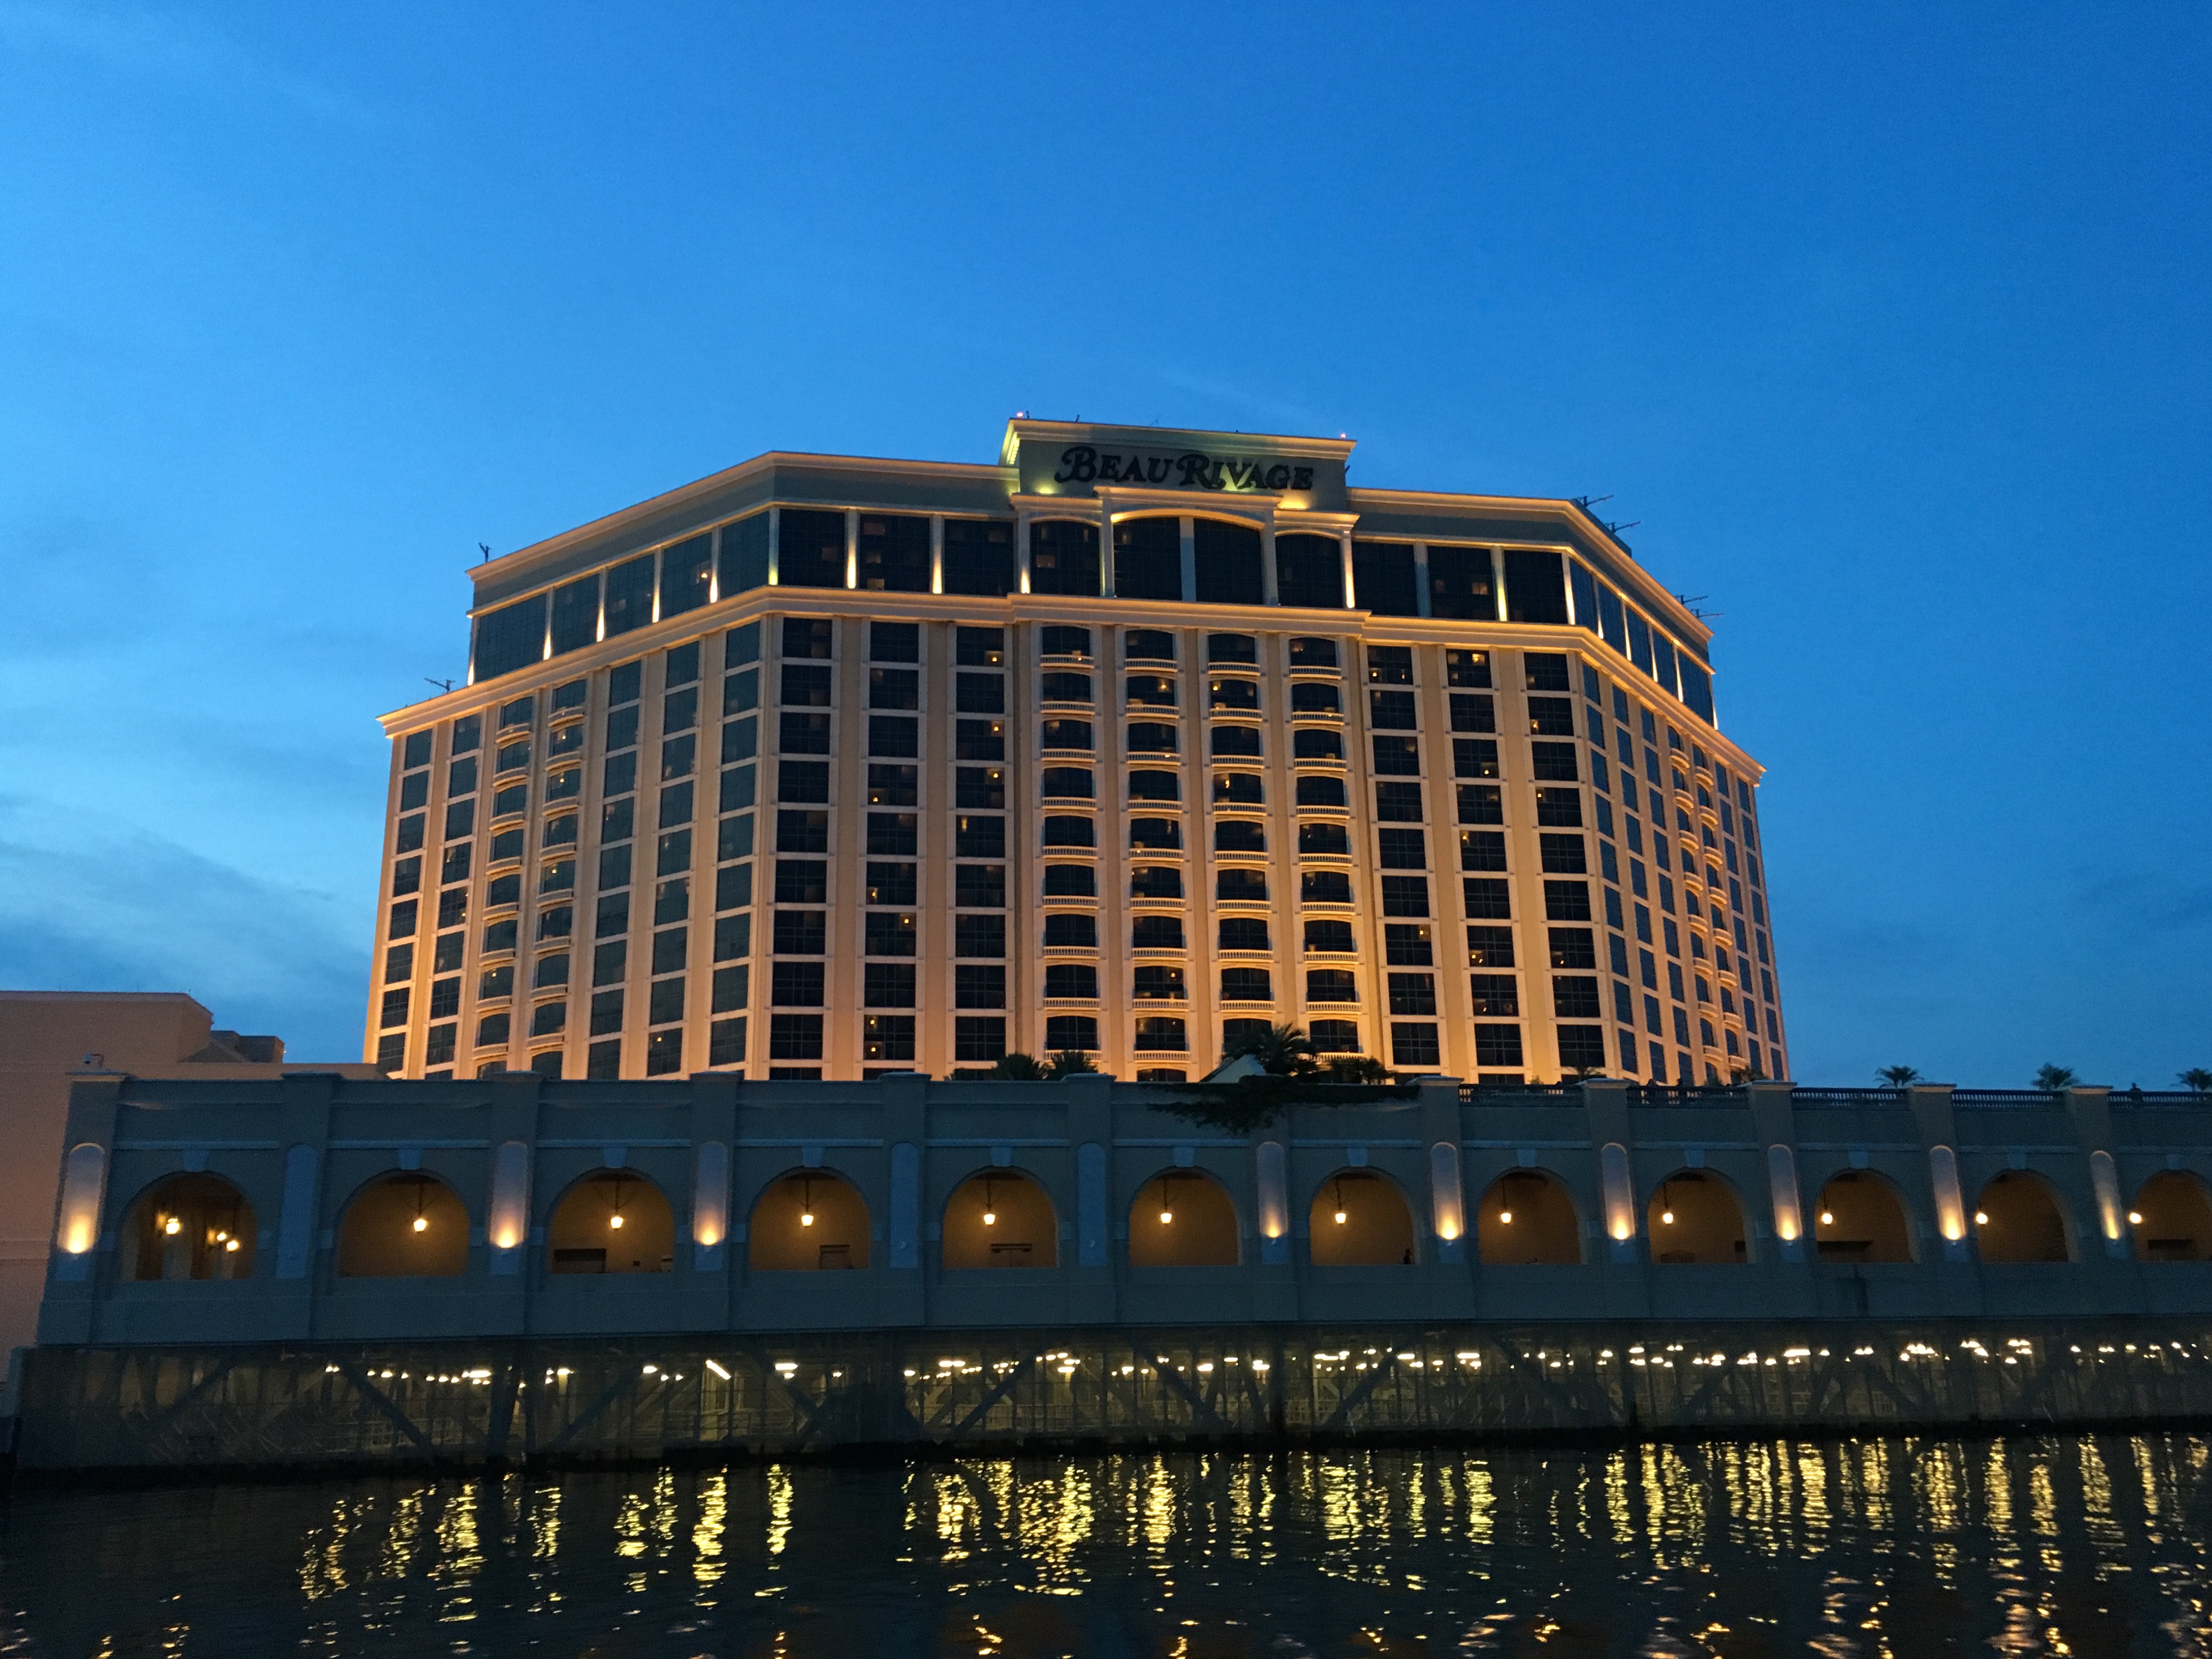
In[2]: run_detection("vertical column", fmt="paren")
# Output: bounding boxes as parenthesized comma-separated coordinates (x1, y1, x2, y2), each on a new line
(1099, 505, 1117, 597)
(1908, 1084, 1969, 1262)
(1339, 529, 1358, 610)
(844, 507, 860, 590)
(1260, 522, 1279, 606)
(1413, 543, 1432, 618)
(929, 514, 945, 596)
(1488, 547, 1506, 621)
(1178, 516, 1198, 603)
(766, 507, 782, 586)
(1015, 510, 1032, 595)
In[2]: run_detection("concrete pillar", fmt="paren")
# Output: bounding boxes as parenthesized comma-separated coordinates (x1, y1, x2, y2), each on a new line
(1908, 1085, 1970, 1262)
(1746, 1081, 1803, 1262)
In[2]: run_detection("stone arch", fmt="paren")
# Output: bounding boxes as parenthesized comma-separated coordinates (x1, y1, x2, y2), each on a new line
(1812, 1169, 1915, 1263)
(1972, 1170, 2072, 1263)
(1128, 1168, 1239, 1267)
(748, 1169, 871, 1271)
(1647, 1168, 1750, 1265)
(125, 1172, 256, 1281)
(337, 1171, 470, 1278)
(1308, 1168, 1417, 1266)
(547, 1167, 675, 1274)
(943, 1169, 1058, 1269)
(1475, 1168, 1583, 1265)
(2132, 1171, 2212, 1261)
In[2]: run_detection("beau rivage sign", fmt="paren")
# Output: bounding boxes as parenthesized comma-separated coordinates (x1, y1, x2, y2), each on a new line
(1008, 426, 1353, 512)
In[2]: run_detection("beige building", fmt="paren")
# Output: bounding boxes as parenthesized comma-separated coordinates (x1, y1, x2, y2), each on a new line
(366, 420, 1785, 1086)
(0, 991, 376, 1405)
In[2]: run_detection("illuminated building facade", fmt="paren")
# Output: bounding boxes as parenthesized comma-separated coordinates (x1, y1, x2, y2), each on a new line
(366, 420, 1785, 1085)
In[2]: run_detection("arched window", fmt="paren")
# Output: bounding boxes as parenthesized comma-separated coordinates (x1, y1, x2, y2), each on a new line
(1475, 1169, 1582, 1265)
(1310, 1169, 1417, 1266)
(338, 1172, 469, 1277)
(548, 1169, 675, 1273)
(1128, 1170, 1239, 1267)
(127, 1173, 256, 1281)
(748, 1171, 871, 1271)
(1812, 1171, 1914, 1263)
(1646, 1169, 1748, 1264)
(1973, 1171, 2072, 1263)
(2131, 1172, 2212, 1262)
(943, 1170, 1057, 1269)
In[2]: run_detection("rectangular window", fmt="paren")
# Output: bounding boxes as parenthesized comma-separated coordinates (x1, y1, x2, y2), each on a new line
(709, 1015, 746, 1066)
(1390, 1023, 1441, 1068)
(866, 812, 918, 855)
(780, 711, 831, 754)
(1456, 785, 1504, 825)
(954, 1016, 1007, 1062)
(771, 961, 825, 1006)
(1380, 874, 1430, 917)
(777, 760, 828, 803)
(862, 1013, 917, 1062)
(956, 815, 1006, 859)
(1371, 736, 1421, 775)
(1368, 689, 1418, 729)
(865, 962, 917, 1006)
(1387, 973, 1437, 1015)
(955, 864, 1006, 909)
(955, 964, 1006, 1008)
(955, 913, 1006, 957)
(715, 915, 751, 961)
(956, 719, 1006, 761)
(868, 714, 916, 757)
(1474, 1024, 1524, 1068)
(1463, 878, 1511, 919)
(1377, 828, 1427, 869)
(714, 862, 753, 912)
(1468, 974, 1519, 1015)
(775, 859, 828, 904)
(866, 861, 918, 906)
(776, 809, 828, 853)
(864, 911, 916, 956)
(1539, 833, 1588, 874)
(1459, 831, 1507, 872)
(774, 909, 826, 955)
(1531, 742, 1579, 782)
(769, 1013, 824, 1059)
(1374, 781, 1425, 822)
(710, 963, 749, 1013)
(1466, 925, 1515, 967)
(1544, 881, 1592, 921)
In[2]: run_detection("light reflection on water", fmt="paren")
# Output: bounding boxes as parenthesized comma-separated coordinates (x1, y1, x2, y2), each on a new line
(2, 1434, 2210, 1656)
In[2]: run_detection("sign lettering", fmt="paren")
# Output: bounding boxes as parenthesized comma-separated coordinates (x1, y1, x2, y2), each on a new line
(1052, 445, 1314, 495)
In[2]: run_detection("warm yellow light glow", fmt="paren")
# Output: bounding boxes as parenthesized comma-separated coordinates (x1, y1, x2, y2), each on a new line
(800, 1212, 815, 1227)
(1333, 1210, 1347, 1225)
(1160, 1210, 1173, 1224)
(213, 1231, 227, 1242)
(1661, 1210, 1675, 1226)
(2129, 1211, 2143, 1226)
(610, 1214, 624, 1229)
(224, 1238, 239, 1252)
(411, 1215, 428, 1233)
(163, 1216, 181, 1236)
(1819, 1211, 1833, 1226)
(1499, 1210, 1513, 1224)
(1974, 1211, 1989, 1226)
(981, 1211, 995, 1226)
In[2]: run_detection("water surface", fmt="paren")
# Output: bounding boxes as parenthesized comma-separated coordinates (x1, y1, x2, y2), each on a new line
(4, 1435, 2210, 1655)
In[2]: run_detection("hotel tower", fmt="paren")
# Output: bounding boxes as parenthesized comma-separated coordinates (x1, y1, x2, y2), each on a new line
(366, 420, 1786, 1086)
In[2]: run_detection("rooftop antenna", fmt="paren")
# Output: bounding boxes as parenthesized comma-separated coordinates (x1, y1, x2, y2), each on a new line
(425, 678, 455, 693)
(1675, 593, 1724, 620)
(478, 542, 492, 562)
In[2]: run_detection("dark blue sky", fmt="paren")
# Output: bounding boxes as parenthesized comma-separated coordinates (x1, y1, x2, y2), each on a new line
(3, 3, 2205, 1084)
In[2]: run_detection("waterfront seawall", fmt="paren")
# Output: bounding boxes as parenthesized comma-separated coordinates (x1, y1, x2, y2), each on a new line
(17, 1319, 2212, 1473)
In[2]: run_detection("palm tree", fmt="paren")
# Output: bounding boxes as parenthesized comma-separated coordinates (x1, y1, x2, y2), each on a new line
(990, 1053, 1047, 1081)
(1322, 1055, 1392, 1085)
(2034, 1064, 2079, 1093)
(2180, 1068, 2212, 1096)
(1877, 1065, 1923, 1088)
(1221, 1022, 1317, 1077)
(1046, 1049, 1097, 1079)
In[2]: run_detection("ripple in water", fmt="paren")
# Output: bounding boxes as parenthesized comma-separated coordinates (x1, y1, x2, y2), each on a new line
(2, 1434, 2210, 1655)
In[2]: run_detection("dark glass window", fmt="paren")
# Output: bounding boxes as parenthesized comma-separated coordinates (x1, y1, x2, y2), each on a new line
(1217, 868, 1268, 904)
(1028, 520, 1099, 596)
(855, 515, 929, 593)
(1221, 967, 1272, 1001)
(1381, 875, 1430, 916)
(661, 535, 713, 618)
(1464, 878, 1511, 919)
(863, 911, 916, 958)
(1385, 922, 1434, 966)
(1378, 828, 1427, 868)
(865, 961, 916, 1006)
(1126, 721, 1178, 756)
(781, 664, 832, 708)
(719, 515, 770, 596)
(1211, 725, 1261, 759)
(868, 715, 916, 757)
(1554, 977, 1603, 1019)
(1131, 865, 1183, 899)
(954, 1017, 1006, 1063)
(778, 510, 848, 589)
(1389, 973, 1437, 1015)
(1302, 870, 1353, 905)
(769, 1013, 823, 1060)
(1043, 864, 1094, 897)
(1307, 969, 1358, 1003)
(954, 913, 1005, 958)
(1539, 834, 1588, 874)
(1460, 831, 1508, 872)
(1369, 689, 1418, 729)
(1548, 928, 1598, 969)
(1043, 815, 1094, 848)
(1133, 964, 1187, 1000)
(1131, 915, 1186, 951)
(1391, 1023, 1441, 1068)
(956, 815, 1006, 858)
(473, 595, 546, 681)
(865, 861, 916, 906)
(957, 673, 1005, 714)
(775, 809, 828, 854)
(1045, 1013, 1100, 1049)
(1125, 629, 1175, 662)
(1276, 535, 1345, 611)
(866, 765, 918, 806)
(1468, 926, 1515, 967)
(955, 864, 1006, 908)
(1045, 913, 1098, 949)
(775, 860, 827, 904)
(1305, 919, 1355, 953)
(1468, 974, 1519, 1015)
(1374, 782, 1424, 823)
(956, 719, 1005, 760)
(1128, 817, 1178, 850)
(710, 963, 748, 1012)
(777, 760, 828, 803)
(866, 812, 917, 856)
(1427, 544, 1495, 620)
(1544, 880, 1593, 921)
(1503, 549, 1569, 625)
(1372, 736, 1421, 775)
(1295, 776, 1347, 810)
(943, 518, 1014, 597)
(1192, 520, 1262, 605)
(771, 961, 825, 1007)
(1114, 517, 1183, 601)
(1218, 916, 1269, 951)
(955, 964, 1006, 1008)
(782, 617, 832, 661)
(1294, 727, 1344, 763)
(550, 577, 600, 654)
(1528, 697, 1576, 737)
(868, 668, 919, 710)
(1352, 541, 1419, 617)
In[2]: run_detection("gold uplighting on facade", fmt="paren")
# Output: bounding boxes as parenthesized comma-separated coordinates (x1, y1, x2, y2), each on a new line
(365, 419, 1783, 1088)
